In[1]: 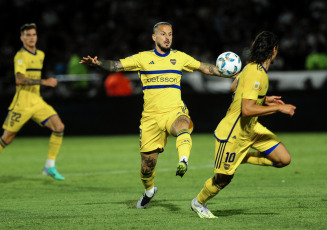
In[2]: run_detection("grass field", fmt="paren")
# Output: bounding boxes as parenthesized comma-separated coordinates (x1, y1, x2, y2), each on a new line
(0, 133, 326, 229)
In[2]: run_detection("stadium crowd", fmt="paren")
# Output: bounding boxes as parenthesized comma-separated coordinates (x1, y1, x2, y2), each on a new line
(0, 0, 326, 86)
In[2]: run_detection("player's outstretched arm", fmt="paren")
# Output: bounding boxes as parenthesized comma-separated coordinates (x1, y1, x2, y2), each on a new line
(80, 55, 124, 72)
(198, 62, 223, 77)
(16, 73, 57, 87)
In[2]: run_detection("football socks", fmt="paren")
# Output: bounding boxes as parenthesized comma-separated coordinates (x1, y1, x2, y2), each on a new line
(242, 151, 274, 166)
(197, 177, 222, 205)
(176, 129, 192, 160)
(140, 169, 156, 190)
(47, 131, 63, 160)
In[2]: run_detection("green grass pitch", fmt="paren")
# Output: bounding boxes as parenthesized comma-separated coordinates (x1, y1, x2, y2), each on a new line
(0, 133, 326, 229)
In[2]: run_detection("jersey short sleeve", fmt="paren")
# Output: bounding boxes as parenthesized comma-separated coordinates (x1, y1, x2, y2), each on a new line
(120, 53, 142, 71)
(14, 51, 27, 75)
(180, 52, 201, 72)
(241, 66, 263, 100)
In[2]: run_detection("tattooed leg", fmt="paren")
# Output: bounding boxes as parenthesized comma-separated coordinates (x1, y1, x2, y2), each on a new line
(140, 151, 159, 190)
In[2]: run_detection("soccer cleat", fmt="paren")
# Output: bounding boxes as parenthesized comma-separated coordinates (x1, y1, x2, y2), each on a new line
(191, 197, 217, 219)
(176, 159, 188, 177)
(42, 166, 65, 181)
(136, 186, 158, 209)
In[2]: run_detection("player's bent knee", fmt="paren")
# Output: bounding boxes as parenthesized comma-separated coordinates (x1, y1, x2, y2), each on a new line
(279, 155, 291, 167)
(141, 159, 157, 173)
(214, 173, 234, 188)
(54, 122, 65, 133)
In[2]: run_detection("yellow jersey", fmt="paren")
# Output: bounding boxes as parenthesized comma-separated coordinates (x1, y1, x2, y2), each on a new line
(120, 49, 200, 114)
(9, 47, 45, 110)
(215, 63, 269, 141)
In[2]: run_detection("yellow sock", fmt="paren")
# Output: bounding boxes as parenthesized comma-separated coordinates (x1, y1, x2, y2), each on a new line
(0, 138, 7, 153)
(140, 169, 156, 190)
(242, 151, 273, 166)
(176, 129, 192, 160)
(197, 177, 222, 204)
(47, 132, 63, 160)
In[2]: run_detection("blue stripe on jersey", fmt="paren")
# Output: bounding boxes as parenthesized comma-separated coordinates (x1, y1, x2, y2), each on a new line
(142, 85, 181, 90)
(262, 142, 280, 155)
(154, 48, 170, 57)
(213, 114, 241, 142)
(140, 70, 183, 75)
(26, 69, 42, 71)
(214, 141, 227, 169)
(258, 95, 265, 99)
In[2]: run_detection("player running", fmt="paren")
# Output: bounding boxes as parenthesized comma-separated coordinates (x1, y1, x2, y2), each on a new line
(191, 31, 296, 218)
(0, 23, 65, 180)
(80, 22, 230, 209)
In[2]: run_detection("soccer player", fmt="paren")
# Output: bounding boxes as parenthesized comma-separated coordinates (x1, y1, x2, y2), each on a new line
(80, 22, 228, 209)
(190, 31, 297, 218)
(0, 23, 65, 180)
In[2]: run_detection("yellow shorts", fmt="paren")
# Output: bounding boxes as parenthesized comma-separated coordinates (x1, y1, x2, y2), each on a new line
(213, 122, 280, 175)
(3, 100, 57, 132)
(139, 106, 194, 153)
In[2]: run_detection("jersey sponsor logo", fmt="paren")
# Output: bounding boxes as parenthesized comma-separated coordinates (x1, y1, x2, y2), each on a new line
(144, 76, 178, 83)
(170, 59, 176, 65)
(149, 60, 155, 64)
(18, 59, 23, 65)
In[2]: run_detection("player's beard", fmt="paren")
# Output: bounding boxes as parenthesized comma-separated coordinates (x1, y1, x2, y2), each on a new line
(157, 42, 171, 53)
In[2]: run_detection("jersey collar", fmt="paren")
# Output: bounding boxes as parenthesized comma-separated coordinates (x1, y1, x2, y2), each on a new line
(22, 46, 37, 55)
(260, 64, 268, 73)
(154, 48, 170, 57)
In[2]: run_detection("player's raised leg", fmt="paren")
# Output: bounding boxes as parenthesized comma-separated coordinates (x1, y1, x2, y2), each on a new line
(242, 151, 274, 166)
(43, 115, 65, 180)
(137, 151, 159, 209)
(265, 142, 291, 168)
(170, 115, 192, 177)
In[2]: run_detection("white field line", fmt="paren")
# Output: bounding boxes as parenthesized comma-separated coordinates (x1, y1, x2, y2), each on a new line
(63, 164, 213, 177)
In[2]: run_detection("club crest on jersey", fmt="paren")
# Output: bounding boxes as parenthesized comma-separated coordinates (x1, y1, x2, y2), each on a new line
(224, 163, 230, 170)
(170, 59, 176, 65)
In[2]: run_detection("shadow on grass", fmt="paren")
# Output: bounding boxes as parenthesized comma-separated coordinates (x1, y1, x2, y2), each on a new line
(0, 175, 116, 194)
(213, 209, 278, 216)
(0, 175, 45, 183)
(122, 199, 181, 211)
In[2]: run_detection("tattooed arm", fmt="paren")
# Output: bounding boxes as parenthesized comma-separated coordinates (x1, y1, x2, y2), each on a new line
(16, 73, 57, 87)
(198, 62, 239, 80)
(80, 55, 124, 72)
(197, 62, 224, 77)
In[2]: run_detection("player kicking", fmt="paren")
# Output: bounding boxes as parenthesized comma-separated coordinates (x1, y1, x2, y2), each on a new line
(191, 31, 296, 218)
(0, 23, 65, 180)
(80, 22, 228, 209)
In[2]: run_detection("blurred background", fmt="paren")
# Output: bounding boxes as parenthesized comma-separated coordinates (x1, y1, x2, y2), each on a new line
(0, 0, 326, 135)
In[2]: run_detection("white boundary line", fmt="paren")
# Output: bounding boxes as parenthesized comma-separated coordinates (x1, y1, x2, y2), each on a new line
(64, 164, 213, 177)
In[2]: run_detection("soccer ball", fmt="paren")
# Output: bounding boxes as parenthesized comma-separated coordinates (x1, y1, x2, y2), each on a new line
(216, 52, 242, 77)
